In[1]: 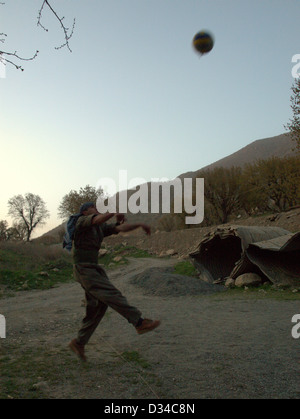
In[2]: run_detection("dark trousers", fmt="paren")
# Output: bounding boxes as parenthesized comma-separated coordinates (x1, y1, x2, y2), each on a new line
(73, 263, 142, 345)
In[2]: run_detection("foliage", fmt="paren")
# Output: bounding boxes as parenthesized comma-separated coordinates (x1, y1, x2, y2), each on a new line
(285, 77, 300, 151)
(157, 155, 300, 231)
(58, 184, 106, 220)
(157, 214, 185, 232)
(197, 166, 242, 224)
(241, 156, 300, 212)
(0, 220, 8, 241)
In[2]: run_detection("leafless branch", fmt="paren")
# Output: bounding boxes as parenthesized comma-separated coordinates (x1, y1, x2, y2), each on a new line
(0, 50, 39, 71)
(37, 0, 75, 52)
(0, 33, 7, 43)
(0, 1, 75, 72)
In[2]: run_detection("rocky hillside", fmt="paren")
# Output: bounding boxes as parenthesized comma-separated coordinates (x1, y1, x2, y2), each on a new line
(103, 207, 300, 259)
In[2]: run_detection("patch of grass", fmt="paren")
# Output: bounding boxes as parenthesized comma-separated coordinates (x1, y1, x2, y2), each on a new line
(123, 247, 153, 258)
(0, 242, 72, 267)
(0, 262, 73, 293)
(0, 248, 31, 270)
(120, 350, 151, 369)
(0, 244, 73, 298)
(113, 244, 152, 258)
(0, 242, 154, 296)
(0, 343, 163, 399)
(111, 349, 163, 391)
(173, 261, 198, 277)
(100, 245, 153, 269)
(0, 345, 81, 399)
(0, 342, 163, 399)
(213, 283, 300, 301)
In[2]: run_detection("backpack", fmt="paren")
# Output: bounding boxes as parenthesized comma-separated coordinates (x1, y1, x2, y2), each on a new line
(62, 214, 82, 252)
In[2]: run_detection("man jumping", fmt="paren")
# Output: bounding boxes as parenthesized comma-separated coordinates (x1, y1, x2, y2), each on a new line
(67, 202, 160, 361)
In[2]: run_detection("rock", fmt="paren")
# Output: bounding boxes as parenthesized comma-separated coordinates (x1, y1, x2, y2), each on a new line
(165, 249, 177, 256)
(99, 249, 108, 257)
(113, 256, 122, 262)
(271, 283, 290, 290)
(258, 289, 267, 294)
(267, 214, 280, 222)
(32, 381, 49, 391)
(225, 278, 235, 288)
(38, 272, 49, 277)
(235, 273, 263, 288)
(52, 268, 59, 272)
(159, 249, 177, 257)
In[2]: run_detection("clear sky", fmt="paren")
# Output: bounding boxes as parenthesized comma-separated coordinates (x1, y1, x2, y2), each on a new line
(1, 0, 299, 237)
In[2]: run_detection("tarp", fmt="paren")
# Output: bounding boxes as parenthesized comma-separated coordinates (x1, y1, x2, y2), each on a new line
(189, 225, 300, 287)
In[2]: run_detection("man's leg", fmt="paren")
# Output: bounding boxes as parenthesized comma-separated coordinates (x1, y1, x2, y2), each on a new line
(71, 263, 160, 358)
(79, 264, 142, 326)
(69, 291, 108, 361)
(77, 291, 108, 346)
(86, 267, 161, 334)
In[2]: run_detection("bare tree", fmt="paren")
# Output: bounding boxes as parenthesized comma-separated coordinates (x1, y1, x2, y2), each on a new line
(8, 193, 50, 241)
(0, 1, 75, 71)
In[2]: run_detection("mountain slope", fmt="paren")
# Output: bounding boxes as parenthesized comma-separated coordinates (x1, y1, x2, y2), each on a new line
(179, 133, 293, 179)
(36, 132, 295, 241)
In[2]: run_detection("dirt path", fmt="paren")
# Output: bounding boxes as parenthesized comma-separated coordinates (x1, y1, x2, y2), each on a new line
(0, 257, 299, 399)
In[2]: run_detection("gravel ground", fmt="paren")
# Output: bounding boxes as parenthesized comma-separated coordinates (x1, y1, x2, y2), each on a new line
(0, 257, 299, 399)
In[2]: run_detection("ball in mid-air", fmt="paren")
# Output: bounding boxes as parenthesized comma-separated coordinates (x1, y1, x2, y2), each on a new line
(192, 31, 214, 55)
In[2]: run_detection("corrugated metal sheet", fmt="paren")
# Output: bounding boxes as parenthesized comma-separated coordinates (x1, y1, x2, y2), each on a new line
(190, 226, 300, 287)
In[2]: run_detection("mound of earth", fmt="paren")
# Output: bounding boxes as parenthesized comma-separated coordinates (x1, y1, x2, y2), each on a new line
(130, 267, 226, 297)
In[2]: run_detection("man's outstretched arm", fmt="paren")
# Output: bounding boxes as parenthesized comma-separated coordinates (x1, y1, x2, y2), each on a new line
(91, 212, 150, 235)
(115, 222, 151, 235)
(91, 212, 116, 225)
